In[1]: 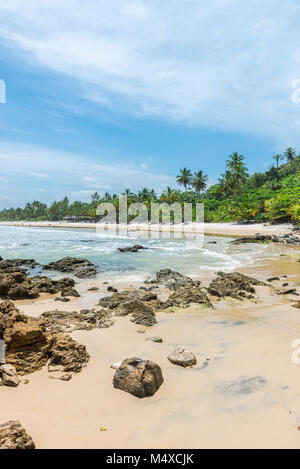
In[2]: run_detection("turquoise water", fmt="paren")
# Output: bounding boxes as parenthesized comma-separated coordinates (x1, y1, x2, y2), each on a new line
(0, 226, 269, 279)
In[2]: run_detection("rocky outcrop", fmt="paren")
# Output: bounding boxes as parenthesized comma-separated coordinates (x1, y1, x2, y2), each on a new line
(48, 333, 89, 373)
(0, 301, 89, 377)
(231, 232, 300, 246)
(145, 269, 200, 291)
(0, 258, 77, 300)
(41, 308, 113, 334)
(99, 290, 161, 326)
(0, 420, 35, 449)
(167, 347, 197, 367)
(207, 272, 266, 300)
(113, 357, 164, 397)
(117, 245, 148, 253)
(163, 285, 212, 308)
(43, 257, 97, 278)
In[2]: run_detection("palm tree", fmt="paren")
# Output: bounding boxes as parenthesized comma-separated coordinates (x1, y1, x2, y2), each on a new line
(160, 187, 180, 204)
(138, 187, 151, 201)
(226, 152, 245, 170)
(192, 170, 208, 196)
(283, 147, 296, 162)
(176, 168, 193, 190)
(273, 154, 283, 168)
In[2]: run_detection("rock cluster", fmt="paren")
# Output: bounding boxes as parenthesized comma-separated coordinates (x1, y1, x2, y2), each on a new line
(207, 272, 266, 300)
(0, 420, 35, 449)
(163, 285, 212, 308)
(231, 232, 300, 246)
(145, 268, 200, 291)
(0, 300, 89, 382)
(41, 308, 113, 334)
(0, 257, 78, 300)
(43, 256, 97, 278)
(113, 357, 164, 397)
(99, 290, 160, 326)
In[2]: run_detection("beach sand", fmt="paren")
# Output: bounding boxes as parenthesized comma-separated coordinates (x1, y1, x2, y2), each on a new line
(0, 221, 294, 238)
(2, 249, 300, 449)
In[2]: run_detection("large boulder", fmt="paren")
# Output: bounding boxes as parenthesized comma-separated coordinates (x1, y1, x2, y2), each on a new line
(0, 420, 35, 449)
(146, 269, 200, 291)
(167, 347, 197, 367)
(113, 357, 163, 397)
(43, 257, 97, 278)
(119, 300, 157, 326)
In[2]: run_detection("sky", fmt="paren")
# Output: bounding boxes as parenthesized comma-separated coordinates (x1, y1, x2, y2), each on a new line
(0, 0, 300, 208)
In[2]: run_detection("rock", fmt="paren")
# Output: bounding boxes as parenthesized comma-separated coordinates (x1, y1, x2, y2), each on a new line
(163, 285, 212, 308)
(48, 333, 89, 373)
(0, 363, 19, 387)
(49, 372, 72, 381)
(207, 272, 266, 299)
(137, 329, 146, 334)
(61, 287, 80, 298)
(41, 308, 113, 334)
(276, 288, 298, 296)
(0, 420, 35, 449)
(148, 269, 200, 291)
(267, 277, 280, 282)
(121, 300, 157, 326)
(146, 336, 163, 343)
(88, 287, 99, 291)
(113, 357, 163, 397)
(107, 286, 118, 293)
(118, 245, 147, 253)
(230, 237, 270, 245)
(43, 257, 97, 278)
(55, 296, 70, 302)
(167, 347, 197, 367)
(282, 282, 289, 287)
(292, 302, 300, 309)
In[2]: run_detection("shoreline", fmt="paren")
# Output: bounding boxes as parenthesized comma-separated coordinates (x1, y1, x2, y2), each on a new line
(1, 246, 300, 448)
(0, 221, 294, 238)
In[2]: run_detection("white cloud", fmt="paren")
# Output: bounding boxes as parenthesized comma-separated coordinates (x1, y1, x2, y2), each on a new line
(0, 1, 300, 143)
(0, 142, 175, 207)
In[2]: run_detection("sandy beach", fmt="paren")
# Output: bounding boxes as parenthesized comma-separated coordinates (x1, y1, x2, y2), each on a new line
(1, 244, 300, 449)
(0, 221, 294, 238)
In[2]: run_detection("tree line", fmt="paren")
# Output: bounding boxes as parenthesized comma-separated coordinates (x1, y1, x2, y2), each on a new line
(1, 148, 300, 224)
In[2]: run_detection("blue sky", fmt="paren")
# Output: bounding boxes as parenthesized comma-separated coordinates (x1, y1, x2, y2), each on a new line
(0, 0, 300, 208)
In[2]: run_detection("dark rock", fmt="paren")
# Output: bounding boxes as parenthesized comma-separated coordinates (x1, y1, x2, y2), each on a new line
(207, 272, 266, 299)
(0, 420, 35, 449)
(88, 287, 99, 291)
(55, 296, 70, 302)
(276, 288, 298, 296)
(61, 287, 80, 298)
(43, 257, 97, 278)
(163, 285, 212, 308)
(146, 336, 163, 343)
(113, 357, 163, 397)
(267, 277, 280, 282)
(118, 245, 147, 253)
(107, 286, 118, 293)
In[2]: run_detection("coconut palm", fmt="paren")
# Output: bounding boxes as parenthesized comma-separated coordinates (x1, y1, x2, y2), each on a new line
(176, 168, 193, 190)
(160, 187, 180, 204)
(192, 170, 208, 195)
(283, 147, 296, 162)
(273, 154, 283, 168)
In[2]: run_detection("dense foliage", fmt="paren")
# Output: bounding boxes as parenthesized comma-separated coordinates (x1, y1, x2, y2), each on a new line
(1, 149, 300, 224)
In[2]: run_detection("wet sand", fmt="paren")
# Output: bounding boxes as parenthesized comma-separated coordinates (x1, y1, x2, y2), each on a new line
(2, 251, 300, 448)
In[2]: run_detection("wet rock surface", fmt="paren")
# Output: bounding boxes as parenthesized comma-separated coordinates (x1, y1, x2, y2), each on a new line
(0, 420, 36, 449)
(117, 245, 148, 253)
(0, 256, 77, 300)
(207, 272, 266, 300)
(167, 347, 197, 367)
(43, 256, 97, 278)
(113, 357, 164, 397)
